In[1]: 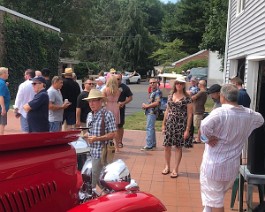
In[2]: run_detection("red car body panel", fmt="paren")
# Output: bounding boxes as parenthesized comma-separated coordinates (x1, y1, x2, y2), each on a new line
(68, 191, 167, 212)
(0, 131, 166, 212)
(0, 131, 82, 212)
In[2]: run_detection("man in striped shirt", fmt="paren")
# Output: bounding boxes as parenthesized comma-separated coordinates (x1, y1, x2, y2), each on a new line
(199, 84, 264, 212)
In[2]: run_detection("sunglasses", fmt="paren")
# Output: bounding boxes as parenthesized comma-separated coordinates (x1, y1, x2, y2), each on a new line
(85, 83, 95, 85)
(149, 82, 157, 84)
(175, 82, 184, 85)
(32, 82, 41, 86)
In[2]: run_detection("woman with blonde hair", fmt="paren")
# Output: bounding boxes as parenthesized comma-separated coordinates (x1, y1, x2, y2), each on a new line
(161, 76, 193, 178)
(102, 75, 121, 151)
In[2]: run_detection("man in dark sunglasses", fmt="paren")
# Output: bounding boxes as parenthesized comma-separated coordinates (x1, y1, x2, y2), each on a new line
(23, 76, 49, 132)
(141, 78, 162, 151)
(76, 78, 95, 129)
(115, 73, 133, 148)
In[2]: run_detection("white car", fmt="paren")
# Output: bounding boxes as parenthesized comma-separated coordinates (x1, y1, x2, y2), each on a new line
(123, 72, 141, 84)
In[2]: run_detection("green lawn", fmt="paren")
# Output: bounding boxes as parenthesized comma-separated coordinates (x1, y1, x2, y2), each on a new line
(124, 97, 214, 131)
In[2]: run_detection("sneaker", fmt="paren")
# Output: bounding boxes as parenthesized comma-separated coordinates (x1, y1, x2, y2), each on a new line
(140, 146, 153, 151)
(152, 145, 157, 148)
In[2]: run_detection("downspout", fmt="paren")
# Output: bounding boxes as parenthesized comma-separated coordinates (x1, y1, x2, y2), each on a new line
(223, 0, 232, 84)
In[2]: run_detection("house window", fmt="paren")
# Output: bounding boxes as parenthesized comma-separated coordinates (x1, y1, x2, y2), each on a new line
(237, 0, 246, 15)
(237, 58, 246, 80)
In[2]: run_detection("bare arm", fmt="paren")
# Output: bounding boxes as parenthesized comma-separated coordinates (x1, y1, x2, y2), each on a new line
(83, 131, 116, 144)
(142, 100, 160, 109)
(184, 103, 193, 140)
(49, 102, 69, 111)
(162, 108, 168, 133)
(76, 108, 81, 127)
(119, 95, 133, 108)
(23, 103, 31, 113)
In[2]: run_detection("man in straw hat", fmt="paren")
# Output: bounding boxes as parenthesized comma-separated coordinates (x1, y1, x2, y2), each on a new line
(61, 68, 80, 130)
(83, 89, 116, 188)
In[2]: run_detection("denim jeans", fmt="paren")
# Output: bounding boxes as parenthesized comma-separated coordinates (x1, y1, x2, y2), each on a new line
(20, 115, 29, 132)
(145, 114, 157, 148)
(49, 121, 62, 132)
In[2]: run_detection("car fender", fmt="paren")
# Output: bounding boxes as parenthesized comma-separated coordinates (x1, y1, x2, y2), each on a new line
(68, 191, 167, 212)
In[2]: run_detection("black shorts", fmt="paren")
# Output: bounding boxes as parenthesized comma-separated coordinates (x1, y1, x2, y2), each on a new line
(118, 109, 125, 128)
(63, 111, 76, 125)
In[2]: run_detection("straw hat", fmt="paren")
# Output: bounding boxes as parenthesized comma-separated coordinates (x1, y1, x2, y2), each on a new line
(63, 68, 74, 75)
(175, 75, 186, 83)
(82, 89, 106, 101)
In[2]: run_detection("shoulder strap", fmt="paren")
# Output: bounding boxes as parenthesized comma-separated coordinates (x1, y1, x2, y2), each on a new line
(100, 110, 105, 136)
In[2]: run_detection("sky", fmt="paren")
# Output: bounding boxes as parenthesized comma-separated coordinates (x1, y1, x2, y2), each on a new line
(160, 0, 178, 3)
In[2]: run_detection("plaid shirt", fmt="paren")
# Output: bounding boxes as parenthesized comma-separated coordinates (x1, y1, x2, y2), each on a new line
(86, 108, 116, 159)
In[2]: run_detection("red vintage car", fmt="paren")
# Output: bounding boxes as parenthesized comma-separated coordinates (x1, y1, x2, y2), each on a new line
(0, 131, 166, 212)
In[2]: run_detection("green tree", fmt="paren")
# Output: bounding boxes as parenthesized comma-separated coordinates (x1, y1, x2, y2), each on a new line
(117, 0, 154, 70)
(200, 0, 228, 56)
(162, 0, 208, 54)
(149, 39, 187, 65)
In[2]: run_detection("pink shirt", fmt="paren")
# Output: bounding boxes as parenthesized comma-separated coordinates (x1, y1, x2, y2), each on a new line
(200, 104, 264, 181)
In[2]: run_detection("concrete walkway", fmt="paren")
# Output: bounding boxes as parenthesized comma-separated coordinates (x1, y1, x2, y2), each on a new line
(4, 111, 260, 211)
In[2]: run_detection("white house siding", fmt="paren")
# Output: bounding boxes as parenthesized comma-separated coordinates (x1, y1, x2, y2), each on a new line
(225, 0, 265, 109)
(208, 51, 223, 86)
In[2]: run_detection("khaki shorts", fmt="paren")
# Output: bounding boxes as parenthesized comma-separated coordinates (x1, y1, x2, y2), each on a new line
(193, 114, 204, 128)
(0, 114, 7, 125)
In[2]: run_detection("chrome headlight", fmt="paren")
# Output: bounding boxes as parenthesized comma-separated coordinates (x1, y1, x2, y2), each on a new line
(99, 159, 131, 191)
(81, 158, 92, 184)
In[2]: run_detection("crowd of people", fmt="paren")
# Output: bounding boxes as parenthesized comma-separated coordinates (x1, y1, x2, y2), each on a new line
(0, 66, 263, 212)
(140, 74, 263, 212)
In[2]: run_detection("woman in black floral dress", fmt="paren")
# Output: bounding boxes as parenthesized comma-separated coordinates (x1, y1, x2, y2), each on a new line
(161, 76, 193, 178)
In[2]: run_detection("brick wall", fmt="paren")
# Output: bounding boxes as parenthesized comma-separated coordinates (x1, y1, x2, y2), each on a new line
(175, 50, 209, 68)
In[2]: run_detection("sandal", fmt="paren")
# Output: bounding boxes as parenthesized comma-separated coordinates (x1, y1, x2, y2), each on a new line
(162, 168, 170, 175)
(170, 172, 178, 178)
(118, 143, 123, 148)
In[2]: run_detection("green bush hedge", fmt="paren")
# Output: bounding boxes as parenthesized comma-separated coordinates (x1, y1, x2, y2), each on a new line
(2, 16, 62, 99)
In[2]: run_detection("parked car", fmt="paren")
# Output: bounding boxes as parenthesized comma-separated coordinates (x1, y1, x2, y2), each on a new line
(188, 67, 208, 81)
(124, 72, 141, 84)
(0, 131, 166, 212)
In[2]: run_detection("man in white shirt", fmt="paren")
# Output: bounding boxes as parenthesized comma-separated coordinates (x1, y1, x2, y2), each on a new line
(14, 69, 35, 132)
(199, 84, 264, 212)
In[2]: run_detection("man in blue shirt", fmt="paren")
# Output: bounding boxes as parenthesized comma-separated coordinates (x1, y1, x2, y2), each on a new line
(0, 67, 10, 135)
(230, 77, 251, 107)
(141, 78, 162, 150)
